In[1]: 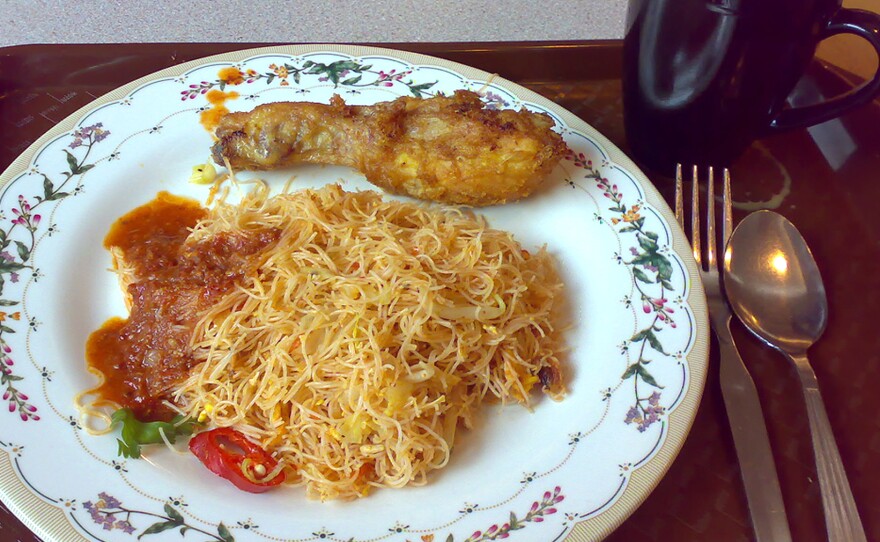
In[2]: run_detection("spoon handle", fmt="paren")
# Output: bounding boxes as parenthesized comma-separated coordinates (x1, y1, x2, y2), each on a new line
(790, 352, 867, 542)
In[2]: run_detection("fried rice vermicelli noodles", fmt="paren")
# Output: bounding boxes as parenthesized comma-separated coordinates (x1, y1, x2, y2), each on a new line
(125, 182, 566, 500)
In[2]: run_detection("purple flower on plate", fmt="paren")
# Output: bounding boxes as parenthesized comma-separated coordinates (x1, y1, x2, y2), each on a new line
(83, 494, 129, 532)
(116, 520, 135, 534)
(69, 123, 110, 149)
(98, 492, 122, 509)
(625, 392, 665, 431)
(481, 90, 510, 110)
(624, 406, 640, 424)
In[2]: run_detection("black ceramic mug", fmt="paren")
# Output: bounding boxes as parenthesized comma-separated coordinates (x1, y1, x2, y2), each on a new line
(623, 0, 880, 175)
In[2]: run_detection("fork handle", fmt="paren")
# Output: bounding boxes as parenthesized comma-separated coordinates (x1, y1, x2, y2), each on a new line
(789, 352, 867, 542)
(713, 314, 793, 542)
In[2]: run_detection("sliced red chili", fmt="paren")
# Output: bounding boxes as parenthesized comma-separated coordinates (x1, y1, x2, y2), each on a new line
(189, 428, 285, 493)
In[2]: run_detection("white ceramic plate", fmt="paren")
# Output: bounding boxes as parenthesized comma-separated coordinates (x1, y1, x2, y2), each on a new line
(0, 45, 708, 542)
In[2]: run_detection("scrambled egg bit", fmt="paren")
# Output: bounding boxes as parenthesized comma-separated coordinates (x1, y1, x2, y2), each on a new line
(189, 162, 217, 185)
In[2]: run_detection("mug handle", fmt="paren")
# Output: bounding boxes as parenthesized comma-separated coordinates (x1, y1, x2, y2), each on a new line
(768, 8, 880, 132)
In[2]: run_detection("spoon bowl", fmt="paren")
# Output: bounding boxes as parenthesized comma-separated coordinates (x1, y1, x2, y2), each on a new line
(723, 210, 865, 542)
(723, 210, 827, 353)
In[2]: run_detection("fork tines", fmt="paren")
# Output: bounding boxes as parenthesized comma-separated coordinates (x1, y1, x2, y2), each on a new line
(675, 164, 732, 270)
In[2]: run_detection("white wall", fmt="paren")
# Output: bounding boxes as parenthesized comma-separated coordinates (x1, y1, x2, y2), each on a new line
(2, 0, 630, 47)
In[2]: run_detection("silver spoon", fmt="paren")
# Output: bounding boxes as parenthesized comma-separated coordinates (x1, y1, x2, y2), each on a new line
(723, 210, 866, 542)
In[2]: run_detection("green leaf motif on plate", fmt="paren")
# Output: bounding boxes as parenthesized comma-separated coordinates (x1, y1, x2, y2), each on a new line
(565, 154, 679, 433)
(1, 123, 109, 423)
(179, 57, 439, 101)
(82, 493, 235, 541)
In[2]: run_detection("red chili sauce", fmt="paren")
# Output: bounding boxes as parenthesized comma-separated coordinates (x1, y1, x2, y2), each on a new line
(86, 192, 278, 421)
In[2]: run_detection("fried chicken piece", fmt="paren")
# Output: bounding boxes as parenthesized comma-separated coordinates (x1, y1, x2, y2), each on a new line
(211, 90, 566, 206)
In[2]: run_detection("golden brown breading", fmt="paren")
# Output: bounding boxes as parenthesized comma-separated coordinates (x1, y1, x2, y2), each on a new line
(211, 91, 566, 206)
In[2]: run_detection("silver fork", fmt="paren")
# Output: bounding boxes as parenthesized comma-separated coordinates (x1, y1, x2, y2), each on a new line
(676, 165, 793, 542)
